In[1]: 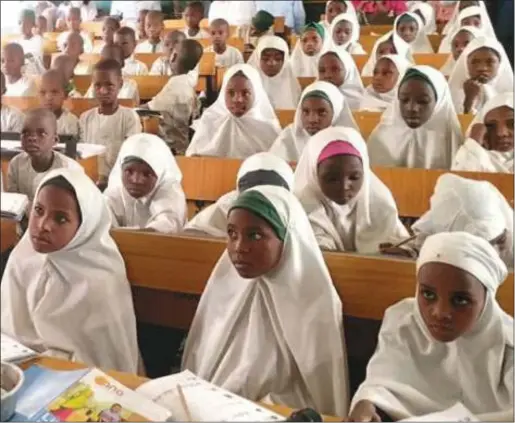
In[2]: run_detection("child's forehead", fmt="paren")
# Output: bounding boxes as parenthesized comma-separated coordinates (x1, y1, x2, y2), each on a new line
(41, 75, 64, 88)
(93, 69, 120, 81)
(261, 47, 284, 56)
(24, 114, 56, 130)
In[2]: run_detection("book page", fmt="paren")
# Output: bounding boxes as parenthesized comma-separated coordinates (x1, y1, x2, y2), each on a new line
(399, 403, 479, 422)
(1, 333, 37, 363)
(1, 192, 29, 220)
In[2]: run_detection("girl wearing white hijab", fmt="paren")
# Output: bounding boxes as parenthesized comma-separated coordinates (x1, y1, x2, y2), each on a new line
(394, 12, 434, 54)
(182, 185, 350, 416)
(368, 65, 463, 169)
(320, 0, 357, 34)
(439, 25, 482, 77)
(326, 12, 366, 55)
(270, 81, 358, 162)
(349, 231, 513, 422)
(1, 168, 139, 373)
(294, 126, 408, 253)
(183, 152, 294, 238)
(361, 31, 412, 77)
(186, 64, 281, 158)
(448, 37, 514, 115)
(439, 7, 488, 54)
(290, 23, 325, 78)
(443, 0, 495, 38)
(409, 1, 437, 34)
(452, 92, 514, 173)
(104, 133, 187, 233)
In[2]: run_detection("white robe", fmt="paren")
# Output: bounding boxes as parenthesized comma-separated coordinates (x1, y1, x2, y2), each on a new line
(122, 56, 149, 76)
(208, 1, 256, 26)
(56, 109, 80, 137)
(438, 25, 482, 77)
(443, 0, 496, 38)
(134, 40, 163, 53)
(5, 75, 37, 97)
(289, 40, 321, 78)
(325, 12, 366, 55)
(204, 45, 244, 69)
(394, 12, 434, 54)
(408, 1, 437, 34)
(1, 104, 25, 132)
(438, 9, 485, 54)
(1, 168, 139, 373)
(361, 30, 413, 77)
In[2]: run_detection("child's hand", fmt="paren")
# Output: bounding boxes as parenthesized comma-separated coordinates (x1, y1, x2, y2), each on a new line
(96, 178, 108, 192)
(469, 122, 488, 146)
(463, 78, 482, 100)
(348, 400, 382, 422)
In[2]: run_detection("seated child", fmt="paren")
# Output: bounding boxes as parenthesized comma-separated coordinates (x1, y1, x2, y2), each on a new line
(114, 26, 149, 75)
(57, 7, 93, 53)
(182, 1, 209, 39)
(63, 32, 93, 75)
(184, 152, 294, 238)
(186, 64, 281, 158)
(361, 30, 412, 76)
(136, 8, 148, 40)
(34, 15, 48, 36)
(149, 30, 185, 75)
(79, 59, 142, 188)
(1, 168, 139, 373)
(368, 66, 463, 169)
(1, 43, 38, 97)
(394, 12, 434, 53)
(270, 80, 358, 162)
(320, 0, 353, 33)
(290, 23, 325, 78)
(439, 5, 483, 54)
(0, 71, 25, 132)
(349, 232, 513, 422)
(15, 9, 45, 76)
(409, 1, 436, 34)
(439, 25, 481, 76)
(359, 54, 411, 111)
(135, 10, 164, 53)
(243, 10, 276, 64)
(92, 16, 121, 53)
(51, 54, 83, 98)
(205, 19, 244, 68)
(293, 126, 408, 252)
(6, 108, 82, 202)
(104, 133, 187, 233)
(452, 92, 514, 173)
(327, 12, 366, 54)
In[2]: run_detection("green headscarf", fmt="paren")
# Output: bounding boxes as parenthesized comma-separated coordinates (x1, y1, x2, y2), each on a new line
(302, 89, 333, 110)
(302, 22, 325, 40)
(400, 68, 438, 101)
(252, 10, 275, 33)
(229, 190, 286, 242)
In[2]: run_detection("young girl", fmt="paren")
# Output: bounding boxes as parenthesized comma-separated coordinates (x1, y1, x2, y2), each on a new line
(104, 133, 187, 233)
(394, 12, 434, 53)
(317, 47, 364, 110)
(270, 80, 358, 162)
(326, 12, 366, 54)
(439, 26, 481, 77)
(290, 23, 325, 78)
(320, 0, 357, 33)
(1, 168, 139, 373)
(252, 35, 301, 110)
(349, 231, 513, 421)
(182, 185, 350, 416)
(452, 92, 513, 173)
(293, 126, 408, 253)
(359, 54, 411, 111)
(361, 30, 412, 77)
(448, 37, 513, 115)
(439, 6, 486, 53)
(186, 64, 281, 158)
(368, 66, 462, 169)
(184, 152, 294, 238)
(408, 1, 436, 34)
(443, 0, 495, 38)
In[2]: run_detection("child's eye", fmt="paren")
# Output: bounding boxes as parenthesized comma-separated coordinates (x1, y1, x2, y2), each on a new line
(33, 205, 43, 215)
(249, 232, 262, 241)
(452, 296, 471, 307)
(421, 290, 436, 301)
(55, 213, 69, 224)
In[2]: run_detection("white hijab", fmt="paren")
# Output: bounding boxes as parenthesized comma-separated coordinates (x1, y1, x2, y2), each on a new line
(409, 1, 437, 34)
(351, 231, 513, 421)
(270, 80, 358, 162)
(452, 92, 514, 173)
(448, 37, 514, 114)
(443, 0, 495, 38)
(252, 35, 302, 110)
(182, 185, 350, 416)
(0, 168, 139, 373)
(104, 133, 187, 233)
(326, 12, 366, 55)
(186, 64, 281, 159)
(359, 54, 411, 112)
(394, 12, 434, 54)
(320, 0, 357, 33)
(293, 126, 409, 253)
(290, 27, 324, 78)
(361, 31, 413, 77)
(439, 25, 483, 76)
(183, 152, 294, 238)
(439, 8, 486, 54)
(368, 65, 463, 169)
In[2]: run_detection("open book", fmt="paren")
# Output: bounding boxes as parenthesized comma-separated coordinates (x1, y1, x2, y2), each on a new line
(1, 192, 28, 221)
(1, 333, 38, 363)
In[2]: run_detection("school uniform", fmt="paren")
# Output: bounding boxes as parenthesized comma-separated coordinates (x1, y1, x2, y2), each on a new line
(293, 126, 408, 253)
(208, 1, 256, 26)
(181, 28, 210, 40)
(289, 24, 324, 78)
(443, 0, 496, 38)
(13, 35, 44, 59)
(204, 45, 244, 68)
(438, 7, 486, 54)
(149, 56, 172, 75)
(439, 25, 482, 77)
(186, 64, 281, 158)
(351, 232, 513, 421)
(104, 133, 187, 233)
(57, 30, 93, 53)
(134, 40, 164, 53)
(56, 109, 80, 137)
(270, 81, 358, 162)
(74, 61, 94, 75)
(319, 0, 357, 33)
(361, 31, 413, 77)
(1, 168, 140, 373)
(84, 78, 140, 104)
(1, 105, 25, 133)
(22, 55, 46, 78)
(325, 12, 366, 55)
(78, 1, 97, 22)
(182, 185, 350, 416)
(394, 12, 434, 54)
(408, 2, 437, 33)
(4, 75, 38, 97)
(123, 55, 149, 76)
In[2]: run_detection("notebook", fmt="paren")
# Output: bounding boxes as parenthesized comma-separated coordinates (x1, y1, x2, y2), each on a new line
(0, 192, 29, 221)
(0, 333, 37, 363)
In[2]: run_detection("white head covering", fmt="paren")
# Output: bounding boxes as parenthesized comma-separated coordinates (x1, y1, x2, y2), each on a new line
(361, 30, 413, 77)
(184, 153, 294, 238)
(351, 231, 513, 421)
(440, 6, 488, 56)
(252, 35, 302, 110)
(104, 133, 186, 233)
(443, 0, 495, 38)
(0, 168, 139, 373)
(290, 26, 324, 78)
(326, 12, 365, 55)
(293, 126, 409, 253)
(186, 64, 281, 159)
(270, 81, 358, 162)
(368, 65, 463, 169)
(394, 12, 434, 53)
(408, 1, 437, 33)
(359, 54, 411, 111)
(182, 185, 350, 416)
(448, 36, 514, 114)
(439, 25, 483, 76)
(320, 0, 357, 32)
(452, 92, 514, 173)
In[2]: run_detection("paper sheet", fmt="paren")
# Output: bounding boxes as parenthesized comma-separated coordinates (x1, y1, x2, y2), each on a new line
(1, 333, 37, 363)
(0, 140, 105, 159)
(399, 403, 479, 422)
(0, 192, 29, 220)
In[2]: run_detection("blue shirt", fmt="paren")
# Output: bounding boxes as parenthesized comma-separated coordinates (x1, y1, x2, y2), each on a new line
(254, 1, 306, 33)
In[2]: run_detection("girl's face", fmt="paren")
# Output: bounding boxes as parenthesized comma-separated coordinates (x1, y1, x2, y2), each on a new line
(300, 96, 334, 135)
(326, 1, 347, 24)
(29, 184, 81, 253)
(122, 160, 158, 198)
(225, 74, 254, 117)
(317, 154, 364, 205)
(21, 114, 58, 159)
(396, 18, 418, 43)
(484, 105, 514, 152)
(398, 78, 437, 128)
(332, 20, 352, 46)
(376, 40, 396, 59)
(227, 208, 283, 279)
(467, 47, 500, 83)
(451, 30, 473, 61)
(259, 48, 284, 77)
(372, 58, 399, 94)
(417, 262, 486, 343)
(301, 29, 322, 56)
(461, 14, 481, 27)
(318, 53, 345, 87)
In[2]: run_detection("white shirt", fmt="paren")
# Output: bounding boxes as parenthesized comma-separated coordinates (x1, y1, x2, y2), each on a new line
(84, 78, 140, 104)
(181, 28, 210, 40)
(149, 56, 171, 75)
(13, 35, 44, 59)
(57, 30, 93, 53)
(1, 105, 25, 132)
(57, 109, 80, 137)
(134, 40, 163, 53)
(110, 1, 161, 21)
(123, 56, 149, 76)
(204, 45, 244, 68)
(5, 76, 37, 97)
(79, 2, 97, 21)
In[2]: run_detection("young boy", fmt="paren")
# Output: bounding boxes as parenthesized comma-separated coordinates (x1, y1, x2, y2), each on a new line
(135, 10, 164, 53)
(6, 108, 82, 202)
(149, 30, 186, 75)
(182, 2, 209, 39)
(205, 19, 244, 68)
(57, 7, 93, 53)
(136, 8, 149, 40)
(63, 31, 93, 75)
(1, 43, 38, 97)
(0, 71, 25, 132)
(79, 59, 142, 188)
(38, 69, 80, 137)
(141, 39, 202, 154)
(114, 26, 149, 75)
(51, 54, 82, 98)
(16, 9, 44, 60)
(34, 15, 48, 36)
(92, 16, 121, 53)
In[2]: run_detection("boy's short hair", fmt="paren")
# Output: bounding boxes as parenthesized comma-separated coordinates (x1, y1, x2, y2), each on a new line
(179, 39, 203, 71)
(3, 43, 24, 59)
(210, 18, 229, 29)
(52, 53, 75, 72)
(116, 26, 137, 41)
(68, 7, 81, 18)
(146, 10, 163, 23)
(19, 8, 36, 24)
(41, 68, 67, 86)
(165, 30, 186, 44)
(101, 44, 124, 62)
(94, 58, 122, 77)
(67, 31, 84, 46)
(104, 16, 121, 30)
(186, 2, 204, 15)
(25, 107, 58, 133)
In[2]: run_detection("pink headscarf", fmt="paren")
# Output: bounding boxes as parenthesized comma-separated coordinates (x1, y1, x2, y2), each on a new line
(317, 140, 362, 164)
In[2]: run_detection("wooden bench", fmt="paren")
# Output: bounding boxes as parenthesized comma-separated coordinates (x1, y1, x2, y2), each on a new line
(80, 21, 103, 38)
(360, 25, 392, 35)
(197, 37, 245, 53)
(163, 16, 286, 34)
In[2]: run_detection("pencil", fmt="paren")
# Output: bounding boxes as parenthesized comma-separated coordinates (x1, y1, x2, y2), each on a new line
(391, 234, 418, 249)
(177, 384, 193, 422)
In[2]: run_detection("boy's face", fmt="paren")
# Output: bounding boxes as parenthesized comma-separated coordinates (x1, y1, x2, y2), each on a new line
(145, 16, 163, 41)
(317, 154, 364, 205)
(326, 1, 346, 24)
(259, 48, 284, 77)
(163, 33, 182, 58)
(21, 113, 57, 159)
(67, 11, 81, 32)
(332, 20, 353, 46)
(372, 58, 399, 94)
(1, 48, 24, 76)
(398, 78, 437, 128)
(93, 69, 122, 105)
(39, 76, 66, 112)
(318, 53, 345, 87)
(209, 24, 229, 48)
(184, 7, 202, 28)
(467, 47, 500, 83)
(35, 17, 47, 35)
(114, 33, 136, 59)
(301, 29, 322, 56)
(20, 17, 35, 37)
(137, 10, 148, 35)
(64, 36, 83, 58)
(484, 105, 514, 152)
(102, 19, 118, 44)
